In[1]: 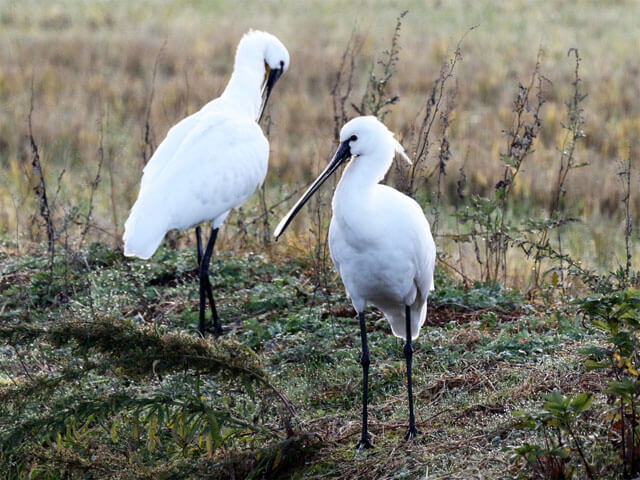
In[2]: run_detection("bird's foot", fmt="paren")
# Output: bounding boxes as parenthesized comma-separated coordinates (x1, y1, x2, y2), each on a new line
(355, 435, 373, 452)
(198, 323, 230, 338)
(404, 426, 419, 441)
(212, 323, 231, 339)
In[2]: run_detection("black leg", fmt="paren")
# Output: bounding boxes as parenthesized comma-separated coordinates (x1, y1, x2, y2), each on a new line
(195, 226, 203, 265)
(356, 311, 372, 451)
(404, 305, 418, 440)
(205, 276, 221, 336)
(198, 227, 221, 337)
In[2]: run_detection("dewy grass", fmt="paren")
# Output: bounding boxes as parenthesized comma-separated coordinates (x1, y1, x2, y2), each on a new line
(0, 245, 616, 479)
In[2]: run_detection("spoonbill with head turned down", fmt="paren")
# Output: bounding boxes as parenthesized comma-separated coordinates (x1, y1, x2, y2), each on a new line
(123, 30, 289, 337)
(274, 116, 436, 449)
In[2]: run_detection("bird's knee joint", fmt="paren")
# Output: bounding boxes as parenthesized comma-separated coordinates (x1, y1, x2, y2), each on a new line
(403, 342, 413, 358)
(360, 354, 370, 367)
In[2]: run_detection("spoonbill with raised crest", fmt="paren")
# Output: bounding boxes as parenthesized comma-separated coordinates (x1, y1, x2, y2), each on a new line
(274, 116, 436, 449)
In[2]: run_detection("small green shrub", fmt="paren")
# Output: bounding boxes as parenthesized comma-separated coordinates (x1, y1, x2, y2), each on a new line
(578, 289, 640, 477)
(513, 391, 595, 479)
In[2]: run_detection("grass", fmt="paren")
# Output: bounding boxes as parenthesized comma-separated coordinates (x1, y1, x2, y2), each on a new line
(0, 245, 618, 479)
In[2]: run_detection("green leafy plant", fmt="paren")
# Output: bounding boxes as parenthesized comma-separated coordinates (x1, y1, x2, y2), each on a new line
(431, 277, 523, 313)
(514, 391, 595, 479)
(578, 290, 640, 477)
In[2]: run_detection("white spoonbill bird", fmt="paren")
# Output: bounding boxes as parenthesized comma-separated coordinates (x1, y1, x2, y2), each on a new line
(274, 116, 436, 449)
(123, 30, 289, 336)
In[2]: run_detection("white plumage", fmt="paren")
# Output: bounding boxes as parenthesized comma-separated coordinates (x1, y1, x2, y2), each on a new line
(124, 30, 289, 259)
(274, 115, 436, 448)
(329, 183, 435, 341)
(123, 30, 289, 335)
(123, 114, 269, 259)
(275, 116, 435, 338)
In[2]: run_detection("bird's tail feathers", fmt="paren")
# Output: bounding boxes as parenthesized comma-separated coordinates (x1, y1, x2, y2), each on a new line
(122, 199, 168, 260)
(378, 300, 427, 341)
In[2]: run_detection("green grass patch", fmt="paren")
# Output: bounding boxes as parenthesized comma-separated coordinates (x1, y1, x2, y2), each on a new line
(0, 244, 618, 478)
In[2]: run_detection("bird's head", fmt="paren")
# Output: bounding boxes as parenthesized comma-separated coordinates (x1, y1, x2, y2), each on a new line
(237, 30, 289, 121)
(273, 116, 410, 239)
(338, 116, 411, 164)
(263, 33, 290, 75)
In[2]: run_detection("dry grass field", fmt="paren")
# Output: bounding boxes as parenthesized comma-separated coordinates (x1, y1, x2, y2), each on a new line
(1, 0, 639, 281)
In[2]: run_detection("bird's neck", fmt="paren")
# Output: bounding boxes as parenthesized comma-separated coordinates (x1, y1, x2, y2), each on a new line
(336, 150, 392, 192)
(333, 163, 376, 216)
(332, 150, 394, 220)
(220, 52, 265, 119)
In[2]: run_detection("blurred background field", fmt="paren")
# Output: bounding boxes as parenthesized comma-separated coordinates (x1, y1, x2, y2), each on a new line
(1, 0, 639, 281)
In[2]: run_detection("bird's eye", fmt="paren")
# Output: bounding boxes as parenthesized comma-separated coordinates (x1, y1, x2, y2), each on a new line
(349, 135, 357, 142)
(280, 60, 284, 68)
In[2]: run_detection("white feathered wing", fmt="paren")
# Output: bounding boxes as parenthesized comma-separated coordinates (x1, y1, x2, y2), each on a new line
(123, 111, 269, 259)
